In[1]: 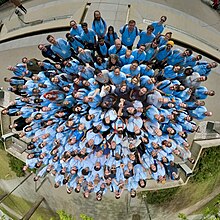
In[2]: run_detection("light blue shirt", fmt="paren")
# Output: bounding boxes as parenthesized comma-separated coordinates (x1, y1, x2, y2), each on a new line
(51, 38, 71, 60)
(137, 31, 155, 47)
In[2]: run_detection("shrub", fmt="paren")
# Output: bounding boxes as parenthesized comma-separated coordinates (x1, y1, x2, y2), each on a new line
(192, 146, 220, 183)
(139, 187, 179, 205)
(7, 154, 25, 177)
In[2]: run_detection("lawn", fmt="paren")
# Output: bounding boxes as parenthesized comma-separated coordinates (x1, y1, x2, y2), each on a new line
(141, 146, 220, 213)
(0, 142, 16, 180)
(0, 187, 58, 220)
(193, 194, 220, 215)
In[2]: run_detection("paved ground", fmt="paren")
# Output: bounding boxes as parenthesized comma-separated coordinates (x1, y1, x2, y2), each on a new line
(0, 1, 220, 220)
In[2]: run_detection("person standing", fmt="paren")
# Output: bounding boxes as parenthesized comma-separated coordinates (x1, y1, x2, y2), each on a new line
(120, 20, 139, 50)
(92, 10, 107, 38)
(81, 22, 97, 51)
(151, 16, 167, 36)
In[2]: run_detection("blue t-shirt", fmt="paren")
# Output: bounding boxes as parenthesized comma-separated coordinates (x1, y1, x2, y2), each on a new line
(121, 64, 140, 77)
(132, 49, 146, 63)
(119, 25, 139, 46)
(92, 19, 107, 37)
(120, 54, 135, 65)
(70, 24, 83, 37)
(137, 31, 155, 47)
(108, 45, 127, 56)
(81, 29, 96, 44)
(140, 64, 154, 77)
(51, 38, 71, 59)
(151, 21, 165, 35)
(108, 71, 126, 85)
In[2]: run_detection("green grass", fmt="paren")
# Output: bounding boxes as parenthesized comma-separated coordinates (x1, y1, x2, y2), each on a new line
(168, 174, 220, 212)
(193, 194, 220, 215)
(0, 187, 58, 220)
(141, 146, 220, 213)
(0, 142, 17, 180)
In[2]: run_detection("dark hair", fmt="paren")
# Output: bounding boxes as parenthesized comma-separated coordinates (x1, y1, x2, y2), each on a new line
(128, 19, 136, 25)
(138, 179, 146, 188)
(160, 15, 167, 21)
(147, 25, 154, 31)
(75, 187, 80, 193)
(186, 48, 193, 56)
(46, 34, 53, 41)
(131, 60, 139, 65)
(94, 166, 101, 171)
(82, 168, 89, 176)
(106, 26, 117, 42)
(81, 22, 88, 28)
(130, 190, 137, 198)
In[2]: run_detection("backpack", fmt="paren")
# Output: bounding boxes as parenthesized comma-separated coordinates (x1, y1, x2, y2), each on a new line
(121, 24, 139, 36)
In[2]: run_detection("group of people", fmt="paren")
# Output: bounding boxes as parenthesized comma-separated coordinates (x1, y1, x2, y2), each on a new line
(2, 11, 218, 200)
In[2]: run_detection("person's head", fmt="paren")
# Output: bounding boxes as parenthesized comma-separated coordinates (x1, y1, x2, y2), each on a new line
(127, 106, 136, 115)
(72, 104, 82, 113)
(70, 20, 77, 29)
(130, 189, 136, 198)
(114, 39, 122, 49)
(109, 54, 119, 64)
(155, 114, 165, 123)
(78, 46, 85, 54)
(167, 127, 176, 135)
(151, 38, 159, 48)
(147, 77, 156, 85)
(123, 51, 131, 60)
(98, 37, 105, 45)
(164, 32, 172, 40)
(138, 179, 146, 188)
(150, 164, 157, 173)
(138, 44, 146, 53)
(36, 61, 44, 67)
(207, 62, 218, 69)
(197, 76, 207, 82)
(196, 54, 202, 61)
(183, 48, 193, 57)
(146, 25, 154, 34)
(107, 25, 114, 34)
(46, 35, 56, 45)
(113, 67, 121, 76)
(83, 190, 90, 198)
(38, 44, 47, 51)
(96, 55, 104, 65)
(131, 76, 139, 85)
(128, 20, 136, 31)
(204, 111, 213, 117)
(75, 184, 81, 193)
(166, 40, 174, 50)
(22, 57, 28, 63)
(81, 22, 88, 32)
(66, 32, 74, 42)
(130, 60, 139, 70)
(205, 90, 215, 96)
(139, 87, 147, 96)
(173, 65, 181, 72)
(85, 114, 95, 121)
(120, 83, 127, 92)
(82, 168, 89, 176)
(1, 108, 9, 115)
(96, 192, 102, 201)
(94, 162, 101, 171)
(94, 10, 101, 20)
(179, 131, 188, 139)
(160, 15, 167, 24)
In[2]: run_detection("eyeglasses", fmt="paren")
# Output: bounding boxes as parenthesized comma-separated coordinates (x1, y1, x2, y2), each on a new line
(161, 19, 166, 22)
